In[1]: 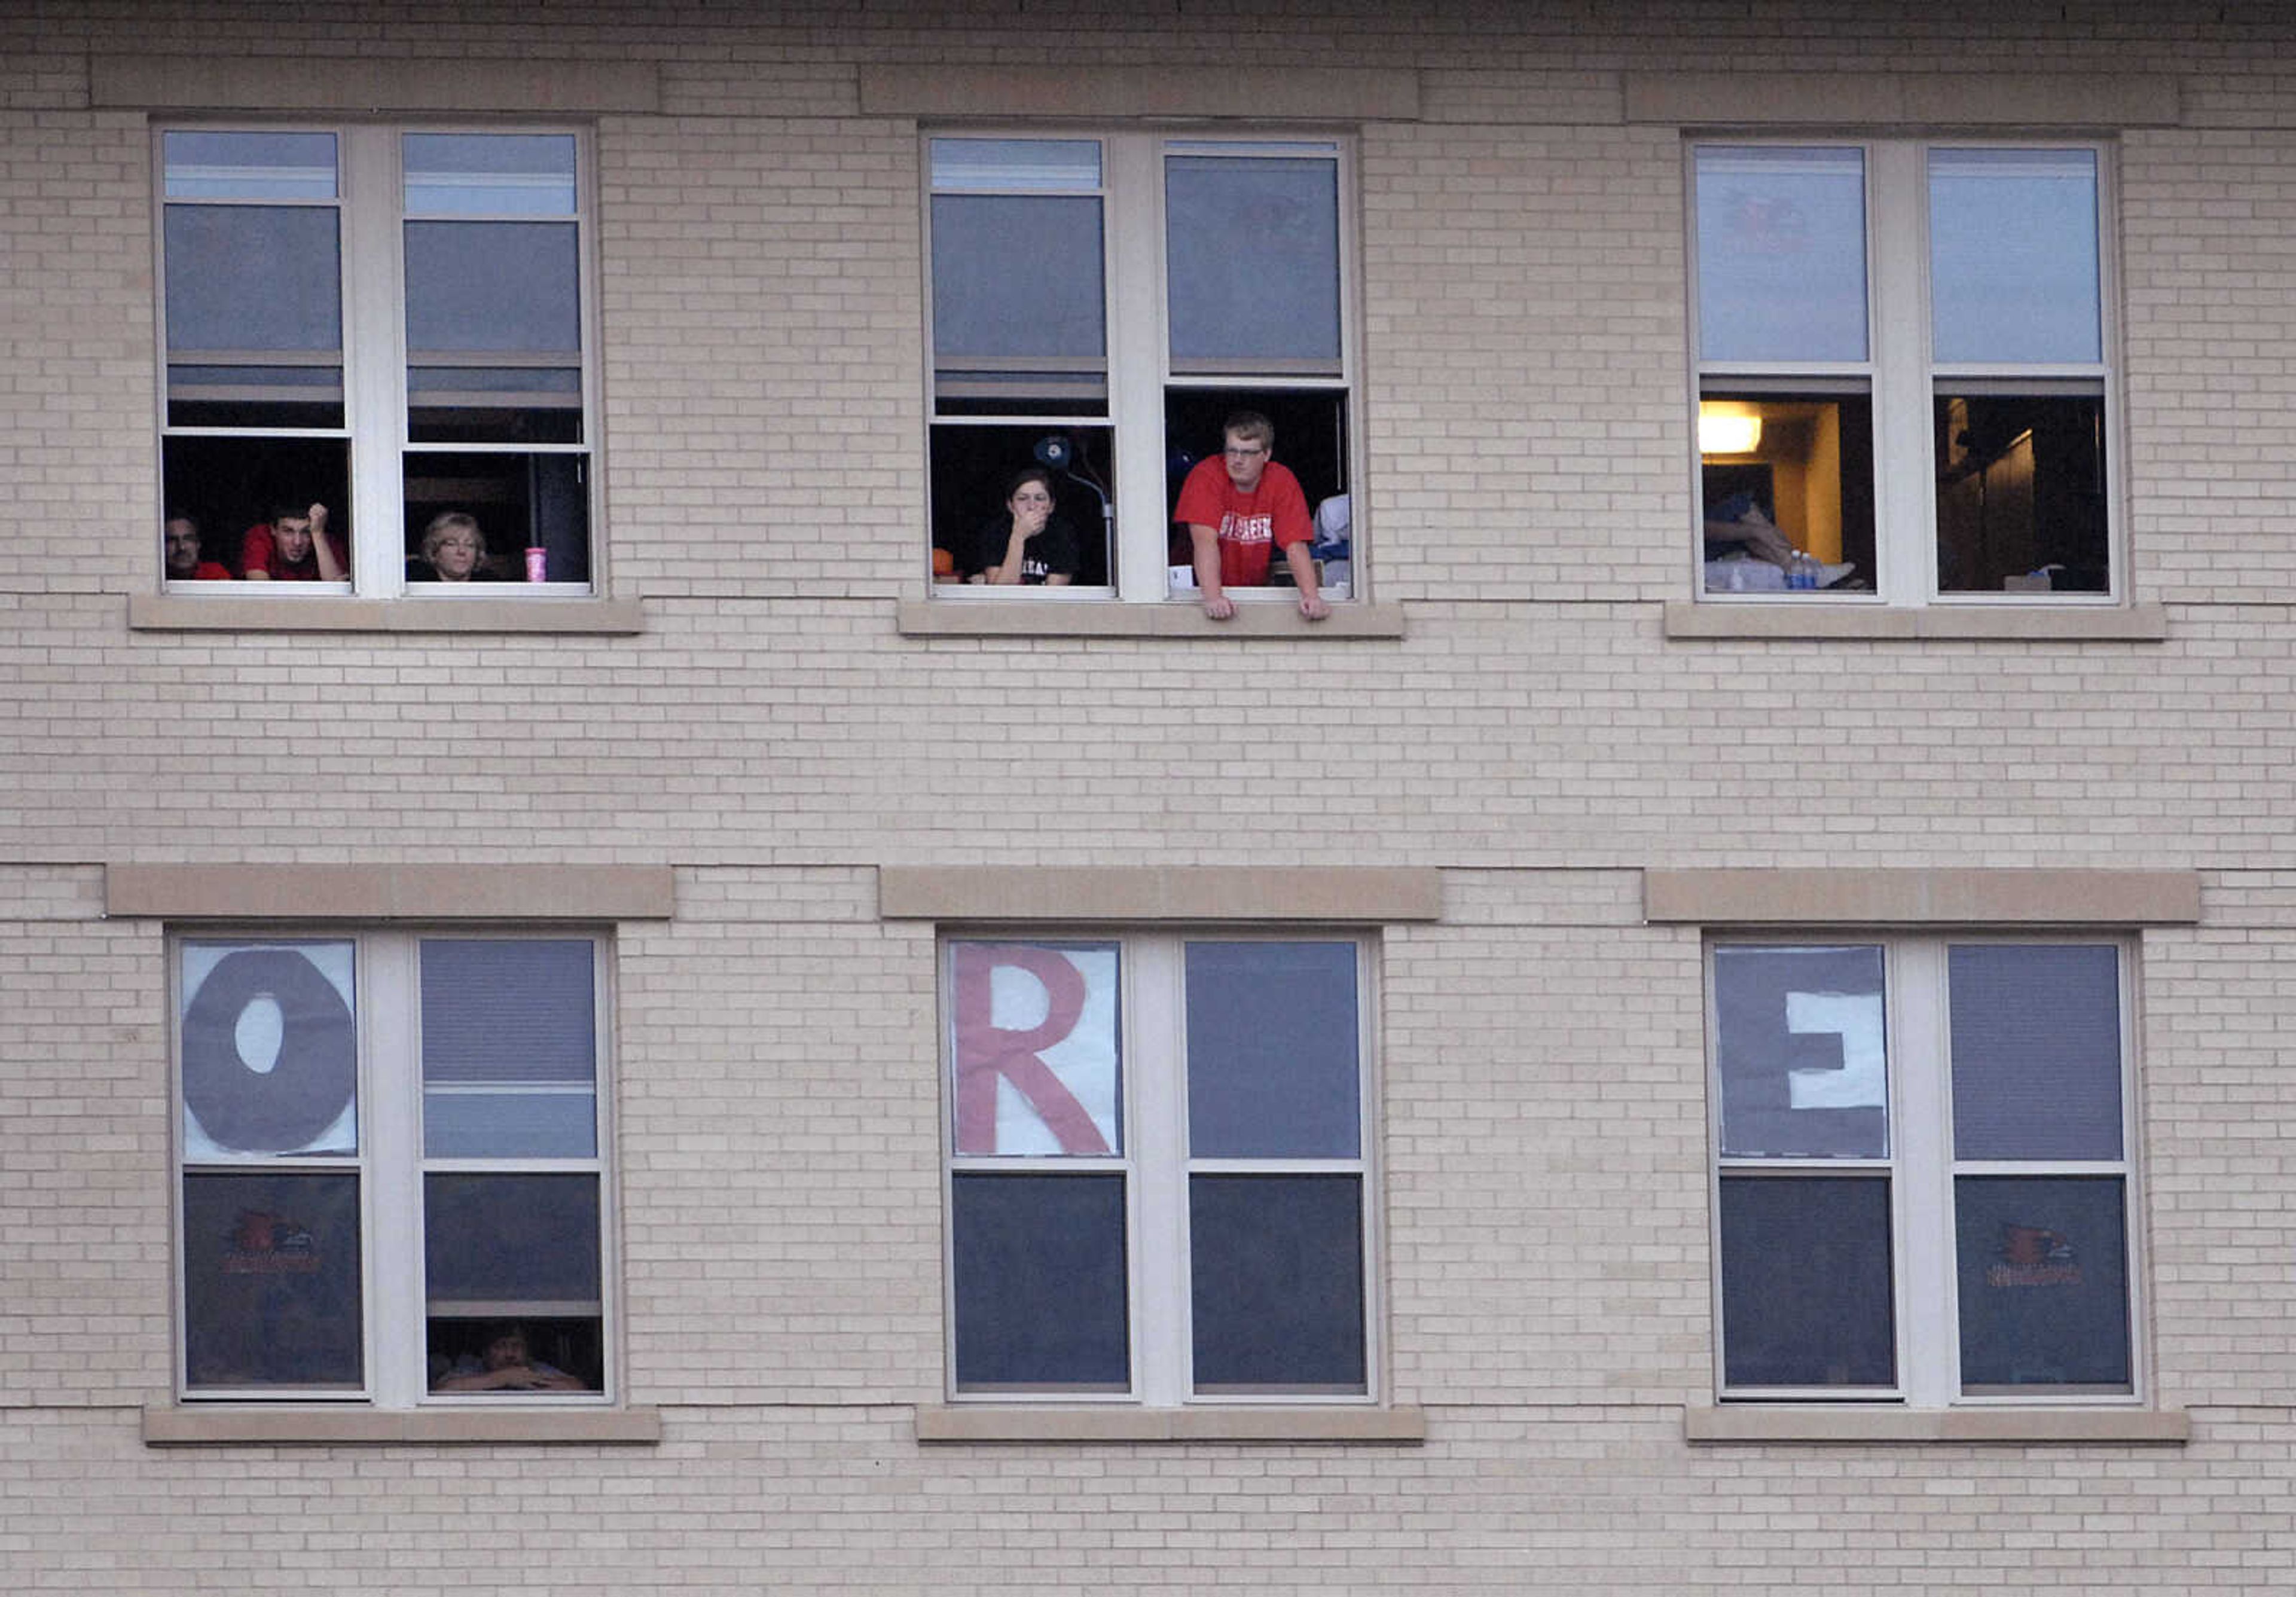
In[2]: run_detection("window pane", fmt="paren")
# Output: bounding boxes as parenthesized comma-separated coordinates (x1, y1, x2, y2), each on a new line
(1189, 1174, 1365, 1393)
(930, 138, 1100, 192)
(402, 450, 590, 585)
(1713, 945, 1888, 1159)
(179, 941, 358, 1159)
(947, 942, 1121, 1157)
(951, 1173, 1128, 1390)
(404, 220, 580, 354)
(421, 939, 596, 1159)
(1934, 390, 2109, 594)
(1165, 154, 1341, 370)
(161, 438, 352, 575)
(1955, 1175, 2130, 1391)
(163, 131, 337, 200)
(1929, 148, 2100, 365)
(164, 205, 341, 353)
(1949, 945, 2121, 1161)
(404, 133, 576, 215)
(930, 194, 1106, 383)
(1185, 941, 1358, 1159)
(423, 1172, 602, 1310)
(182, 1171, 362, 1389)
(929, 425, 1115, 586)
(1695, 146, 1868, 364)
(1717, 1175, 1894, 1388)
(429, 1315, 600, 1394)
(1700, 388, 1874, 593)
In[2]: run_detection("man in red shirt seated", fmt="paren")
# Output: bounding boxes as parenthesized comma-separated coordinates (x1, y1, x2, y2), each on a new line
(240, 501, 347, 582)
(1173, 410, 1330, 621)
(163, 515, 232, 581)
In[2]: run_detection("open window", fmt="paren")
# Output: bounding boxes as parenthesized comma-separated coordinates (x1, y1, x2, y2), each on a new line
(925, 135, 1357, 605)
(156, 127, 597, 594)
(1691, 142, 2116, 602)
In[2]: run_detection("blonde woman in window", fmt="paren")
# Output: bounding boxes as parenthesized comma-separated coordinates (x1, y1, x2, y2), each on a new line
(406, 511, 499, 583)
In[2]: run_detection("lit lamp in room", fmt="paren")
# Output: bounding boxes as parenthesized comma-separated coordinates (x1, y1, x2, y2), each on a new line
(1697, 403, 1761, 457)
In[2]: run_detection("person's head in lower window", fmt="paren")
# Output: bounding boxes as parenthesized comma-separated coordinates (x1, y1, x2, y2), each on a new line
(163, 515, 205, 579)
(1220, 410, 1275, 493)
(482, 1324, 532, 1370)
(267, 504, 315, 567)
(419, 511, 487, 582)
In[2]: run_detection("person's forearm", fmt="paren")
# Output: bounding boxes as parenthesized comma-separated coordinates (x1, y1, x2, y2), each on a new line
(1188, 526, 1225, 603)
(1283, 540, 1320, 593)
(313, 538, 345, 582)
(988, 526, 1027, 585)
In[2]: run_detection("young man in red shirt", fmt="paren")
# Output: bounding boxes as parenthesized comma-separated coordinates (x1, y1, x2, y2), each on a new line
(1172, 410, 1330, 621)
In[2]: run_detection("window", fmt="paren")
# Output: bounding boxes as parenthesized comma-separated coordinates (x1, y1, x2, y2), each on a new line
(1709, 938, 2138, 1404)
(175, 932, 610, 1403)
(942, 934, 1374, 1401)
(1692, 143, 2116, 601)
(157, 128, 596, 594)
(925, 135, 1357, 604)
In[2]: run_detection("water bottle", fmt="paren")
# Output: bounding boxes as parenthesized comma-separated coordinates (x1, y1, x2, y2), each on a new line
(1788, 551, 1816, 591)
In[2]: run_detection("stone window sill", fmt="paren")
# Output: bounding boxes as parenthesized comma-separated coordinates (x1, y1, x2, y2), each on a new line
(143, 1403, 662, 1446)
(1684, 1404, 2188, 1446)
(896, 599, 1405, 639)
(915, 1404, 1425, 1444)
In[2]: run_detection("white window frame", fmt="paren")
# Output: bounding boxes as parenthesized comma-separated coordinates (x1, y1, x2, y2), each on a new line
(939, 930, 1381, 1406)
(1687, 138, 2125, 606)
(171, 927, 616, 1407)
(922, 131, 1363, 606)
(1707, 933, 2144, 1408)
(152, 124, 602, 598)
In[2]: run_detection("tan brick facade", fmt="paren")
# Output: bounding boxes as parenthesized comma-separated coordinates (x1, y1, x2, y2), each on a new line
(5, 4, 2295, 1590)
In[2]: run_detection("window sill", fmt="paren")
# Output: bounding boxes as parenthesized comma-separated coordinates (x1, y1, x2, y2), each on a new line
(128, 594, 645, 636)
(1684, 1404, 2188, 1446)
(896, 599, 1406, 640)
(914, 1404, 1426, 1445)
(1663, 601, 2167, 642)
(143, 1402, 662, 1446)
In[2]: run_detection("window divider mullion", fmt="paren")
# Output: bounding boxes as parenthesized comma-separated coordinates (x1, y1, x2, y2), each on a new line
(1892, 940, 1954, 1406)
(339, 127, 406, 596)
(1867, 142, 1932, 605)
(362, 933, 424, 1406)
(1129, 935, 1189, 1405)
(1105, 135, 1167, 604)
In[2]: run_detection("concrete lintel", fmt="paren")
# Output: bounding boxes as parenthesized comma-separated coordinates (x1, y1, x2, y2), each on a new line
(861, 64, 1418, 123)
(93, 54, 660, 114)
(880, 866, 1441, 924)
(1644, 868, 2200, 927)
(106, 864, 676, 923)
(1626, 72, 2179, 129)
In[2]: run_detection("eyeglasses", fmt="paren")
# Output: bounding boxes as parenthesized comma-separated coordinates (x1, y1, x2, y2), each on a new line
(1223, 444, 1268, 459)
